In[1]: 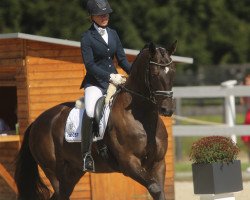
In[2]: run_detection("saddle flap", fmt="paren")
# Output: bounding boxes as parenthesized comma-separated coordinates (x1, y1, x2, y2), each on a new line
(94, 96, 105, 124)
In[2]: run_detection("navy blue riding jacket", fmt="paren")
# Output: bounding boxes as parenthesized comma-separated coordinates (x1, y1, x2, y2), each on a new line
(80, 24, 131, 91)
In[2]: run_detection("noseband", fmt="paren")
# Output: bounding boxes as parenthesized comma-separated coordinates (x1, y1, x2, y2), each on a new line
(122, 55, 173, 104)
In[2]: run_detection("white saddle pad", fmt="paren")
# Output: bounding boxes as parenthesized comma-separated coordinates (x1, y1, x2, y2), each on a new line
(65, 105, 110, 142)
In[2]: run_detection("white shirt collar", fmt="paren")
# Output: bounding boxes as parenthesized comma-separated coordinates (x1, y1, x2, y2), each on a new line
(94, 23, 108, 44)
(94, 23, 106, 35)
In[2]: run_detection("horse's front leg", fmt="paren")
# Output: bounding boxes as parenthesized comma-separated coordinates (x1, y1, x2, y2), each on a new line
(150, 159, 167, 200)
(121, 155, 166, 200)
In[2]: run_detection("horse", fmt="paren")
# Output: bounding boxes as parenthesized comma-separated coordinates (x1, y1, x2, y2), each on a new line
(14, 41, 177, 200)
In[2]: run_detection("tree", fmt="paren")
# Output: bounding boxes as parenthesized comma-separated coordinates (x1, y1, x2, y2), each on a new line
(0, 0, 21, 32)
(0, 0, 249, 78)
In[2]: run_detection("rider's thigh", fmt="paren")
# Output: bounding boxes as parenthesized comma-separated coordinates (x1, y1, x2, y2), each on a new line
(84, 86, 103, 118)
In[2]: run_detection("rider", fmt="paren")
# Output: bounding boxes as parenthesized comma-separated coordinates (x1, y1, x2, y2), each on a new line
(80, 0, 131, 172)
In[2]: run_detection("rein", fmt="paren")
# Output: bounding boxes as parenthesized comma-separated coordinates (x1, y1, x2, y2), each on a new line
(120, 85, 153, 102)
(122, 57, 173, 104)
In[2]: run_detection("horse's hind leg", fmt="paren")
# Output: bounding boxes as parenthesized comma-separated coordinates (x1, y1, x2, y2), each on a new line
(42, 167, 60, 199)
(57, 161, 84, 200)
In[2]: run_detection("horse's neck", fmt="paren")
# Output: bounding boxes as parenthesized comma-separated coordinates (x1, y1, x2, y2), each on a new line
(121, 52, 160, 133)
(131, 101, 159, 139)
(120, 91, 159, 129)
(126, 78, 147, 94)
(125, 57, 150, 96)
(123, 54, 159, 118)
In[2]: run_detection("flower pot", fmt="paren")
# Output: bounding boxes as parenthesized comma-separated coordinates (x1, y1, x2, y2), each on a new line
(192, 160, 243, 194)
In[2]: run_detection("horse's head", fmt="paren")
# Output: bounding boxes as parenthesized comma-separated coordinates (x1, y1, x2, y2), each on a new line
(144, 41, 177, 116)
(125, 41, 176, 116)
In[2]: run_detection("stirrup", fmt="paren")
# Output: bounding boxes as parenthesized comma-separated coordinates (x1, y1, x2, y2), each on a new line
(83, 153, 95, 172)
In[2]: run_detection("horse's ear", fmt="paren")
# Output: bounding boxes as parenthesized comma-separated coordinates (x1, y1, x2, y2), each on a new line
(167, 40, 177, 55)
(148, 42, 156, 57)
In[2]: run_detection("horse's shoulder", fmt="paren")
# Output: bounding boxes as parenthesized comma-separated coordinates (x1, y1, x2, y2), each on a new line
(112, 92, 132, 112)
(156, 116, 168, 137)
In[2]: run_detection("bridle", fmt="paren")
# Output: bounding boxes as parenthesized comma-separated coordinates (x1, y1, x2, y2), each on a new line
(147, 58, 173, 103)
(121, 51, 174, 104)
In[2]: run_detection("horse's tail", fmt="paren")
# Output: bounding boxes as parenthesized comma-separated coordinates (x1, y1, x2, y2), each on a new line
(14, 123, 50, 200)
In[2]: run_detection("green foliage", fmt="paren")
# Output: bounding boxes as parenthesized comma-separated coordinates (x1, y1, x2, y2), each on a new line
(175, 161, 249, 173)
(0, 0, 21, 32)
(0, 0, 249, 66)
(189, 136, 240, 164)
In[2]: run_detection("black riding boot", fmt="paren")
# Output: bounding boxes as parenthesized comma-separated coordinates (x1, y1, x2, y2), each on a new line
(81, 112, 95, 172)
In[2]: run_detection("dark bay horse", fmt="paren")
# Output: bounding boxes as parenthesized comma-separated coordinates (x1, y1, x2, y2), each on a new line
(14, 41, 177, 200)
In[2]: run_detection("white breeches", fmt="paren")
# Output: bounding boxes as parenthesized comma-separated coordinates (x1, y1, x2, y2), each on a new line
(84, 86, 103, 118)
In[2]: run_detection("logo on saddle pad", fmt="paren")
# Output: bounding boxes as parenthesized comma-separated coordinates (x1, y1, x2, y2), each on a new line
(65, 97, 110, 143)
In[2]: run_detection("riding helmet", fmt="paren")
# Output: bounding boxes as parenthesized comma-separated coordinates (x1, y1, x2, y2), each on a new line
(87, 0, 113, 15)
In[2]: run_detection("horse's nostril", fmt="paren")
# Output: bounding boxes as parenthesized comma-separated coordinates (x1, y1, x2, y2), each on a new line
(160, 108, 173, 117)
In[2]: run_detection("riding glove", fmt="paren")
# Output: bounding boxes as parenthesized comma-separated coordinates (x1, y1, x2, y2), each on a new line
(109, 73, 126, 86)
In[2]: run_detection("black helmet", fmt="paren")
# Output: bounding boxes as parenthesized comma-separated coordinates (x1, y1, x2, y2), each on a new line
(87, 0, 113, 15)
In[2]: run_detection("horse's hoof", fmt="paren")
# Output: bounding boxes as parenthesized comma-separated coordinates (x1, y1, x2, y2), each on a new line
(148, 183, 161, 194)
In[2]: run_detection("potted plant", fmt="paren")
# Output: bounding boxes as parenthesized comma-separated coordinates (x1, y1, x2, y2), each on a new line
(189, 136, 243, 194)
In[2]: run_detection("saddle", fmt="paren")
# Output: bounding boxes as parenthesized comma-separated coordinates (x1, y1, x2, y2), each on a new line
(76, 82, 119, 137)
(74, 84, 120, 159)
(76, 96, 105, 137)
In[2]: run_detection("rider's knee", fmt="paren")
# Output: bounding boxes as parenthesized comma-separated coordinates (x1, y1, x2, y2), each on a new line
(85, 108, 94, 118)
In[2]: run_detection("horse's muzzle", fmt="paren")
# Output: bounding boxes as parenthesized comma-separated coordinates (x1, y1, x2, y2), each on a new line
(158, 97, 175, 116)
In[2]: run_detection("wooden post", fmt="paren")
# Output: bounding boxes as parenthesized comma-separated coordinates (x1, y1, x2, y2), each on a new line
(221, 80, 237, 143)
(0, 135, 20, 194)
(0, 163, 17, 194)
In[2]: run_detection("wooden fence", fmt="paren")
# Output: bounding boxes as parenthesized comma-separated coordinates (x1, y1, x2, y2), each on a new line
(172, 83, 250, 138)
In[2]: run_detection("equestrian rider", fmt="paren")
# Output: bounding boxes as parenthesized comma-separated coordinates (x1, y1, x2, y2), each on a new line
(80, 0, 131, 172)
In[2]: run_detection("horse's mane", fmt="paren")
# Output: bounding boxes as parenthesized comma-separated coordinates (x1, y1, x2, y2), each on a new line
(129, 44, 150, 75)
(129, 43, 165, 75)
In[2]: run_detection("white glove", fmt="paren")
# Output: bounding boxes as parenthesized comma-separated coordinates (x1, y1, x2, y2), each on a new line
(109, 74, 126, 86)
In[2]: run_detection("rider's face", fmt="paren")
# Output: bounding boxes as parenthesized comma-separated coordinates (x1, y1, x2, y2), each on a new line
(92, 14, 109, 27)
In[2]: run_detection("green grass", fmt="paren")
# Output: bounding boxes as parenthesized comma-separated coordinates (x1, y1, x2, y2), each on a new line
(179, 113, 245, 125)
(176, 113, 247, 156)
(175, 162, 192, 172)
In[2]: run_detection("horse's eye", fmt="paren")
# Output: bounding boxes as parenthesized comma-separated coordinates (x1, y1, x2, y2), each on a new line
(151, 69, 159, 76)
